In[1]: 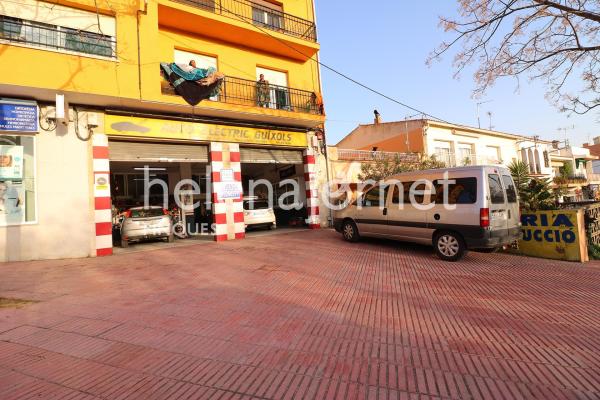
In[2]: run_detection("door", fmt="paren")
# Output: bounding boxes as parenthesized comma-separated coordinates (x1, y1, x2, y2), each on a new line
(430, 175, 479, 235)
(355, 184, 389, 236)
(433, 141, 453, 167)
(501, 174, 520, 233)
(256, 67, 289, 110)
(386, 181, 430, 242)
(457, 143, 474, 166)
(487, 172, 508, 232)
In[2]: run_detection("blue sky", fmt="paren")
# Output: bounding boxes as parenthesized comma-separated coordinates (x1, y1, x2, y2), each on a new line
(315, 1, 598, 146)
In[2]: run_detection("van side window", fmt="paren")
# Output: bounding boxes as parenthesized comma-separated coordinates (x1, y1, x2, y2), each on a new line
(488, 174, 505, 204)
(433, 177, 477, 204)
(392, 182, 425, 204)
(502, 175, 518, 203)
(362, 185, 388, 207)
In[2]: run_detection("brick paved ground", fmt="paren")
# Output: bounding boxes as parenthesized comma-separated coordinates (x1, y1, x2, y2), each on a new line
(1, 229, 600, 399)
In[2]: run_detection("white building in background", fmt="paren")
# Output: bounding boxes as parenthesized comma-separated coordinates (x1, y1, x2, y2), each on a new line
(517, 139, 554, 178)
(335, 118, 599, 202)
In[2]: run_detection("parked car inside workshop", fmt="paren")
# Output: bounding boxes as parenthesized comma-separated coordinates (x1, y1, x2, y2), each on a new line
(243, 196, 277, 231)
(120, 206, 174, 247)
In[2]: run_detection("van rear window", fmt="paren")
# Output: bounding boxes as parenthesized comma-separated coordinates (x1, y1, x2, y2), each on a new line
(502, 175, 518, 203)
(130, 208, 164, 218)
(488, 174, 505, 204)
(433, 178, 477, 204)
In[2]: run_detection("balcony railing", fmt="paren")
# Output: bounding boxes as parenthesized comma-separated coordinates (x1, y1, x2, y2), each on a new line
(161, 74, 324, 115)
(434, 152, 501, 167)
(173, 0, 317, 42)
(587, 173, 600, 183)
(336, 149, 419, 163)
(554, 174, 588, 185)
(0, 15, 116, 58)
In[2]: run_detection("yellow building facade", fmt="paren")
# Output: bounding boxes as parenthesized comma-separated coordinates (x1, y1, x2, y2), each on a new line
(0, 0, 326, 261)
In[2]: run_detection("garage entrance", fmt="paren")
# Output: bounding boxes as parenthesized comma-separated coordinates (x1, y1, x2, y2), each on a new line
(108, 140, 213, 249)
(240, 147, 308, 232)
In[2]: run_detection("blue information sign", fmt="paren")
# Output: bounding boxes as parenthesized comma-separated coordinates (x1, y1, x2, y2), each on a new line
(0, 102, 38, 133)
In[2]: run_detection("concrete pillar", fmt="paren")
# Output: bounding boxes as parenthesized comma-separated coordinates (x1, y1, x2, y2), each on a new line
(92, 133, 112, 256)
(210, 142, 245, 241)
(304, 147, 320, 229)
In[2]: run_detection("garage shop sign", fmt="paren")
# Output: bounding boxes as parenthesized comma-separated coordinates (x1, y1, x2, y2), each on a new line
(519, 210, 588, 262)
(0, 100, 38, 133)
(218, 168, 243, 200)
(105, 115, 308, 147)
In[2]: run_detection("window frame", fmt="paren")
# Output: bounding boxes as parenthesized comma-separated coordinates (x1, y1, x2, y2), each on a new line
(361, 184, 389, 208)
(391, 181, 428, 205)
(0, 14, 116, 60)
(488, 174, 506, 204)
(62, 27, 114, 58)
(251, 0, 284, 30)
(432, 177, 478, 205)
(0, 134, 38, 227)
(502, 175, 518, 204)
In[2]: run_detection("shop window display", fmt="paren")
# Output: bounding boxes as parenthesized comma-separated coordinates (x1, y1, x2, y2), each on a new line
(0, 135, 35, 225)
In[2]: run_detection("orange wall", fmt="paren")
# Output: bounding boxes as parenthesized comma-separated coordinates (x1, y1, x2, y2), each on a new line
(356, 127, 425, 153)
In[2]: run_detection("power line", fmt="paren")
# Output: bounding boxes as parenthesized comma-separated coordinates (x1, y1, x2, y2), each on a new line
(216, 4, 451, 124)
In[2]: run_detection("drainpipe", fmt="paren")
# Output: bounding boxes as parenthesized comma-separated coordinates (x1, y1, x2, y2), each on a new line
(310, 0, 332, 227)
(310, 0, 321, 91)
(137, 0, 148, 101)
(422, 120, 429, 158)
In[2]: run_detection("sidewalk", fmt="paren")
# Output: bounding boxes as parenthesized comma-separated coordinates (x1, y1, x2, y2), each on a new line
(1, 230, 599, 399)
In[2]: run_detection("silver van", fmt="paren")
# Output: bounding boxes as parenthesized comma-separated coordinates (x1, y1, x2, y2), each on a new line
(333, 166, 521, 261)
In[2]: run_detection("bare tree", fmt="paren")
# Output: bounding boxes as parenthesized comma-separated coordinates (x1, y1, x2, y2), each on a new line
(430, 1, 600, 114)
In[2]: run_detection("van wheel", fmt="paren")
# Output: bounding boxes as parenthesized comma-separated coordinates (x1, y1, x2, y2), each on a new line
(342, 220, 360, 242)
(434, 232, 466, 262)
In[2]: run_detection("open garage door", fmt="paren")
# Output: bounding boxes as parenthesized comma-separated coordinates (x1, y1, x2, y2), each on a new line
(240, 147, 307, 233)
(108, 140, 212, 251)
(108, 141, 209, 162)
(240, 147, 303, 164)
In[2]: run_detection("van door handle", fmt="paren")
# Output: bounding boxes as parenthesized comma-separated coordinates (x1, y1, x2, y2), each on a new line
(383, 208, 388, 216)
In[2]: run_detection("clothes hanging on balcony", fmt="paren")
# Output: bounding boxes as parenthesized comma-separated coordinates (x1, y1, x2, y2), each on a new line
(160, 62, 223, 106)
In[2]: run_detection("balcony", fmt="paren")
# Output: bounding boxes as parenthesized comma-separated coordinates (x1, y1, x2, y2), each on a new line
(554, 174, 588, 185)
(336, 149, 419, 163)
(161, 75, 324, 116)
(433, 152, 502, 167)
(587, 173, 600, 183)
(174, 0, 316, 42)
(0, 16, 116, 59)
(158, 0, 319, 61)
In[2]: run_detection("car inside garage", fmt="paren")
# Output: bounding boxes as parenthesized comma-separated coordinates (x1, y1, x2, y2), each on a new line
(240, 147, 308, 231)
(108, 140, 213, 248)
